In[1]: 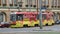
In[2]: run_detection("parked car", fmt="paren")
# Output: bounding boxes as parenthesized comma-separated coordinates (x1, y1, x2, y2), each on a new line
(55, 20, 60, 24)
(0, 22, 11, 28)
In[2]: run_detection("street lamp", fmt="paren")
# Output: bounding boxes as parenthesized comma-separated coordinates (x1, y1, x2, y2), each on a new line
(39, 0, 43, 29)
(17, 1, 23, 11)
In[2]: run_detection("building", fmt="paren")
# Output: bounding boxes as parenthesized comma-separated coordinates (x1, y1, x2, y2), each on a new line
(0, 0, 60, 22)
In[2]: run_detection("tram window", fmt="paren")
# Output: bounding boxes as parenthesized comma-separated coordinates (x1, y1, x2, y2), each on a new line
(37, 14, 39, 20)
(16, 14, 23, 21)
(42, 14, 47, 19)
(10, 14, 16, 21)
(51, 15, 54, 19)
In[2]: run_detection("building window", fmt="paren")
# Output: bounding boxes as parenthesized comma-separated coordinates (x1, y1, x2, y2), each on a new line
(45, 0, 49, 6)
(41, 0, 49, 8)
(0, 0, 1, 6)
(58, 6, 60, 8)
(25, 0, 36, 8)
(33, 0, 36, 5)
(20, 4, 22, 7)
(25, 0, 33, 7)
(29, 0, 32, 5)
(25, 0, 28, 7)
(13, 0, 23, 7)
(29, 0, 32, 7)
(52, 0, 54, 7)
(30, 5, 32, 7)
(25, 5, 28, 7)
(17, 0, 22, 7)
(25, 0, 28, 4)
(47, 6, 49, 8)
(33, 5, 36, 8)
(42, 0, 47, 9)
(14, 0, 17, 6)
(32, 0, 36, 8)
(52, 6, 54, 8)
(52, 0, 58, 8)
(8, 0, 13, 6)
(58, 0, 60, 8)
(2, 0, 6, 6)
(54, 0, 57, 7)
(42, 0, 46, 5)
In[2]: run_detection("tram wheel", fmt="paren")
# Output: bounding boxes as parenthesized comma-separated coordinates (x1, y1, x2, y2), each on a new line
(35, 24, 39, 27)
(23, 24, 28, 27)
(46, 23, 48, 26)
(52, 23, 54, 25)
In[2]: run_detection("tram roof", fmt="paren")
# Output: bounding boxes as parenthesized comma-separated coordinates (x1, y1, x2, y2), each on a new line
(10, 11, 53, 15)
(16, 11, 38, 14)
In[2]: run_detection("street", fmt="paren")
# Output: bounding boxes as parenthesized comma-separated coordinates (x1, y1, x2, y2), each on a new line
(0, 24, 60, 34)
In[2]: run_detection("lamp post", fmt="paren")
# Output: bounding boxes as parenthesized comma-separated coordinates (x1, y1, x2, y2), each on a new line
(39, 0, 43, 29)
(17, 1, 23, 11)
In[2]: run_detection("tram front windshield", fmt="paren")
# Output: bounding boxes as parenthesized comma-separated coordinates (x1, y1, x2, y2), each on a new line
(37, 14, 47, 20)
(10, 14, 23, 21)
(10, 14, 16, 21)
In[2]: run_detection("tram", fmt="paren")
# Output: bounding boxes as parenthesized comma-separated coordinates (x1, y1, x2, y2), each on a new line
(10, 11, 55, 28)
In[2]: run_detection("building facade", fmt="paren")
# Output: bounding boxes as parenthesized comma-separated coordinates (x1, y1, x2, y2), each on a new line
(0, 0, 60, 22)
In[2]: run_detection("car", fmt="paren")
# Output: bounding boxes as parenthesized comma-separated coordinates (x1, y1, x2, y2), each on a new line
(0, 22, 11, 28)
(55, 20, 60, 24)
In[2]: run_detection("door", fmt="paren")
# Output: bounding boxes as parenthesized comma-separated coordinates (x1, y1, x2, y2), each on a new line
(0, 14, 3, 22)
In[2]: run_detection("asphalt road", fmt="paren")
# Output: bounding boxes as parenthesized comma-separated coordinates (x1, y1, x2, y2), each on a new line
(0, 25, 60, 34)
(0, 32, 60, 34)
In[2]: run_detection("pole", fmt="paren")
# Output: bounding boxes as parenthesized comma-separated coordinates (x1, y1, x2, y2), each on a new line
(39, 0, 43, 29)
